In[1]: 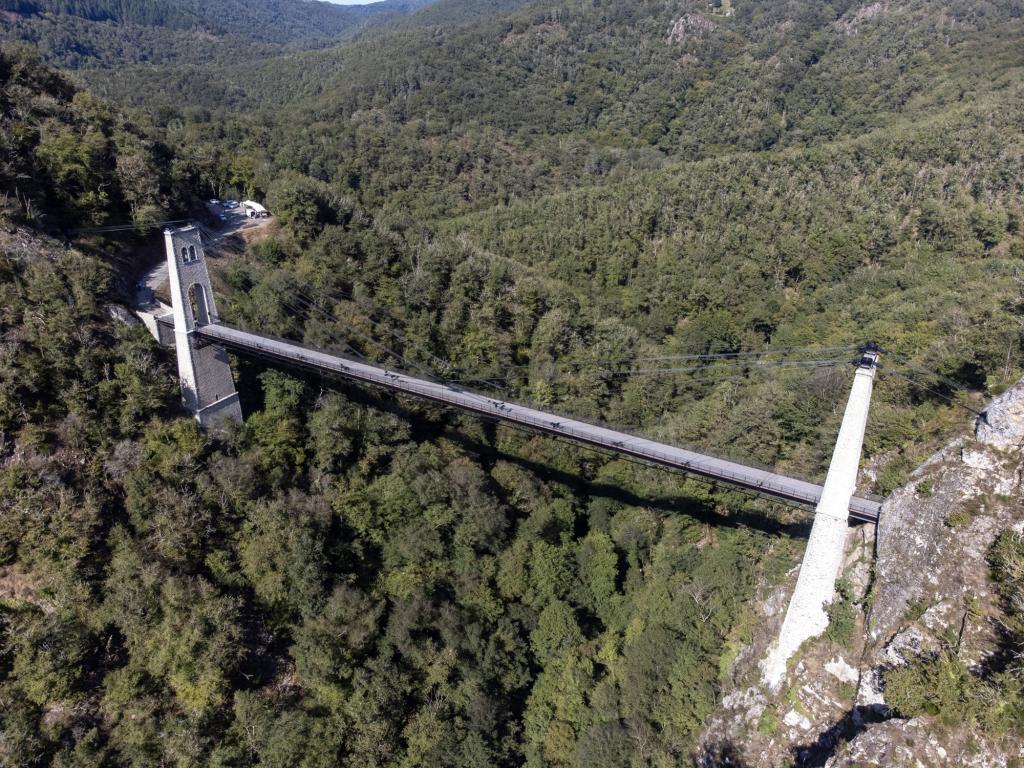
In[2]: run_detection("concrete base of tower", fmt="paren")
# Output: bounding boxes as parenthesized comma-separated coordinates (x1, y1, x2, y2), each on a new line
(761, 513, 853, 689)
(196, 392, 243, 430)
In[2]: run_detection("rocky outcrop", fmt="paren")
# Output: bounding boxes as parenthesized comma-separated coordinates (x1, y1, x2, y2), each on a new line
(667, 13, 716, 45)
(868, 384, 1024, 662)
(866, 440, 1016, 653)
(835, 2, 889, 36)
(698, 381, 1024, 766)
(828, 718, 1016, 767)
(978, 384, 1024, 450)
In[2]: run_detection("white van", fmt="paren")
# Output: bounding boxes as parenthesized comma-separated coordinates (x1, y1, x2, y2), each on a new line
(242, 200, 269, 218)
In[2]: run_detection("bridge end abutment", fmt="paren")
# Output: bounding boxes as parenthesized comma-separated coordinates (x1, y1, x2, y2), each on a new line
(762, 349, 879, 690)
(164, 225, 243, 430)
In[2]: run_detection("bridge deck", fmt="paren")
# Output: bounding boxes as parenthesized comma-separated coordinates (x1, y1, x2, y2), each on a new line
(197, 323, 881, 523)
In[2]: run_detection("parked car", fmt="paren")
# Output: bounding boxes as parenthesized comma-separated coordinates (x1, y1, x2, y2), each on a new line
(209, 199, 220, 205)
(223, 200, 239, 209)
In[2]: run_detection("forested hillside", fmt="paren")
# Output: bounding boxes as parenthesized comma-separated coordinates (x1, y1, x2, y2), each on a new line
(2, 0, 205, 29)
(0, 45, 176, 227)
(0, 0, 437, 68)
(0, 46, 790, 765)
(2, 0, 1024, 766)
(80, 0, 1023, 222)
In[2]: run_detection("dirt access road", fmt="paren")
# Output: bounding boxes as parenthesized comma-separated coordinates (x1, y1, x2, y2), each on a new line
(133, 201, 271, 310)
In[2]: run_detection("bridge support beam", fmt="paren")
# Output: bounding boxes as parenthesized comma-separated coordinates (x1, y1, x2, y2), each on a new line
(762, 349, 879, 689)
(165, 224, 243, 429)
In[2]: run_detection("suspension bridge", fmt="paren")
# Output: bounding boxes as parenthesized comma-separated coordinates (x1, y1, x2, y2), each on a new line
(199, 321, 883, 522)
(146, 223, 883, 523)
(144, 223, 926, 690)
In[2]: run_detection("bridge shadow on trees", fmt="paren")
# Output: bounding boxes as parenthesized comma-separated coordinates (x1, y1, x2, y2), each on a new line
(235, 359, 816, 540)
(448, 430, 814, 541)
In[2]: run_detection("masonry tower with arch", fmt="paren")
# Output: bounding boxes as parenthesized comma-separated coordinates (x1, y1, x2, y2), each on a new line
(164, 225, 243, 428)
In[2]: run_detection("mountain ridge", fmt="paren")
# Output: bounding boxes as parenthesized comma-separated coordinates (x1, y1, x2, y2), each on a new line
(0, 0, 441, 67)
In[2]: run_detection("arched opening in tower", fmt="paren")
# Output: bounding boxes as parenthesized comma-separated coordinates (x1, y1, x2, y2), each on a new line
(188, 283, 211, 326)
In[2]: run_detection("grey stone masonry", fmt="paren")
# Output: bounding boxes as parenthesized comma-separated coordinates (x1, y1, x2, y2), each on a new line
(164, 225, 243, 429)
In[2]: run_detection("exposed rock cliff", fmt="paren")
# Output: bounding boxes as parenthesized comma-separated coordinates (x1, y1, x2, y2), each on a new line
(698, 382, 1024, 766)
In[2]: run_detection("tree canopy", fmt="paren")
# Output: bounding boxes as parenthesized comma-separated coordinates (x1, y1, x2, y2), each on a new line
(1, 0, 1024, 764)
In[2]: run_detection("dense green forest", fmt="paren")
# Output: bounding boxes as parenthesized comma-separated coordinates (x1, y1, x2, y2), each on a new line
(0, 42, 797, 768)
(0, 45, 178, 226)
(2, 0, 1024, 765)
(0, 0, 434, 39)
(0, 0, 442, 68)
(74, 0, 1023, 224)
(1, 0, 206, 29)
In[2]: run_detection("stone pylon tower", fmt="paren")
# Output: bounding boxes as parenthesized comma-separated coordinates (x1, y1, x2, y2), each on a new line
(164, 224, 243, 429)
(762, 347, 880, 689)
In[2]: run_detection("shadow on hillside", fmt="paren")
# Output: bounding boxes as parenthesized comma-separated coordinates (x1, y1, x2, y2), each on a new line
(233, 359, 814, 538)
(791, 704, 892, 767)
(697, 741, 753, 767)
(447, 430, 813, 540)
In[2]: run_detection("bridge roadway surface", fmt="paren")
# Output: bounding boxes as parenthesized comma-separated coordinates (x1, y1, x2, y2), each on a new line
(197, 323, 882, 523)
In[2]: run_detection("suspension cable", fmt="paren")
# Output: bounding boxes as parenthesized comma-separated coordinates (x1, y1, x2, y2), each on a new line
(879, 369, 985, 418)
(293, 285, 509, 393)
(575, 358, 850, 378)
(293, 293, 425, 375)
